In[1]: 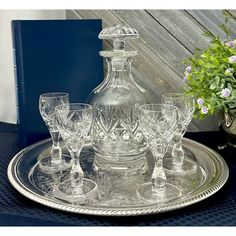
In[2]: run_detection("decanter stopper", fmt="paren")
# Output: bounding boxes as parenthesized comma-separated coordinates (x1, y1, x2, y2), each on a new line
(98, 24, 139, 51)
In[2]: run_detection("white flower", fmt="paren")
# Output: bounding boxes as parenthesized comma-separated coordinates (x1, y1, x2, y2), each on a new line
(225, 68, 234, 76)
(183, 75, 187, 82)
(220, 88, 231, 98)
(185, 66, 191, 74)
(200, 106, 208, 114)
(197, 98, 204, 106)
(228, 56, 236, 63)
(184, 66, 191, 78)
(225, 40, 235, 48)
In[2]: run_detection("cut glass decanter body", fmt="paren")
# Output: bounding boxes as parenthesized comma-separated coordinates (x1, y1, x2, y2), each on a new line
(88, 24, 152, 171)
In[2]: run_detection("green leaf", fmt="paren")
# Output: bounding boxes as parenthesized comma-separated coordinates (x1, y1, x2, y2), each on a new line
(228, 103, 236, 108)
(231, 90, 236, 97)
(210, 83, 217, 90)
(215, 76, 220, 85)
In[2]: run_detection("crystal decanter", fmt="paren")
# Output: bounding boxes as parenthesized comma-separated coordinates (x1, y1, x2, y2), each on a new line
(88, 24, 152, 171)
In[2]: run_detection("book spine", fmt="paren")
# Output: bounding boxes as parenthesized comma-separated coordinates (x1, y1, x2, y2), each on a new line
(11, 21, 27, 146)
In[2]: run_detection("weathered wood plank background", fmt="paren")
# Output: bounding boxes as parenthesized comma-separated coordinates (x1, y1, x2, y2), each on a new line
(66, 10, 236, 131)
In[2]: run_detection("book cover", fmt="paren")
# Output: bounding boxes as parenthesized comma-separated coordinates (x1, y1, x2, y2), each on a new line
(12, 19, 103, 147)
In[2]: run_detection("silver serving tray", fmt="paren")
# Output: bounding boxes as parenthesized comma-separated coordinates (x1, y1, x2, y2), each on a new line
(7, 138, 229, 216)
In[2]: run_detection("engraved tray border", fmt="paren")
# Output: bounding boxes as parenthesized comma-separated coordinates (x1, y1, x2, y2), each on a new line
(7, 138, 229, 216)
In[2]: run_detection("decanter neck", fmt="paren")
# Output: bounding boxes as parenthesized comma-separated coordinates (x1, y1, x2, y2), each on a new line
(107, 57, 132, 72)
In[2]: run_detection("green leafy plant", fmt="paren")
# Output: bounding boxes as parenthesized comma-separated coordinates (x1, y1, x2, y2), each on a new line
(183, 11, 236, 119)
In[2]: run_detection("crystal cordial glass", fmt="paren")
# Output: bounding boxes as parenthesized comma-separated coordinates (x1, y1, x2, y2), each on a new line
(39, 92, 72, 173)
(136, 104, 181, 203)
(88, 24, 152, 172)
(55, 103, 98, 203)
(162, 93, 197, 175)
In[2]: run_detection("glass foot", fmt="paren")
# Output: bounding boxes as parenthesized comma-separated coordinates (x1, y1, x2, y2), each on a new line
(55, 178, 98, 204)
(163, 156, 197, 176)
(136, 182, 181, 204)
(39, 154, 72, 173)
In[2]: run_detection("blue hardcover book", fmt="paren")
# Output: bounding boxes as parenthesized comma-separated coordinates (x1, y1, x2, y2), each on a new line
(12, 19, 103, 147)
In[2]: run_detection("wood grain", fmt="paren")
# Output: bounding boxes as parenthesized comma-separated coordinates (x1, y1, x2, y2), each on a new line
(187, 10, 236, 40)
(147, 10, 210, 53)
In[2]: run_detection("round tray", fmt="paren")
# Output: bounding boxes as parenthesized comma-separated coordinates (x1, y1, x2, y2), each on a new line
(7, 138, 229, 216)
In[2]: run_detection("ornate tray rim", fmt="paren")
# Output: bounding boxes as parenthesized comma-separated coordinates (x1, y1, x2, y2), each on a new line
(7, 138, 229, 217)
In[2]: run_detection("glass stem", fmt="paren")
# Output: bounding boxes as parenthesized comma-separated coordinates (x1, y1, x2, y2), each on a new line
(172, 126, 185, 166)
(51, 171, 62, 193)
(49, 130, 61, 165)
(70, 148, 84, 192)
(151, 153, 167, 193)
